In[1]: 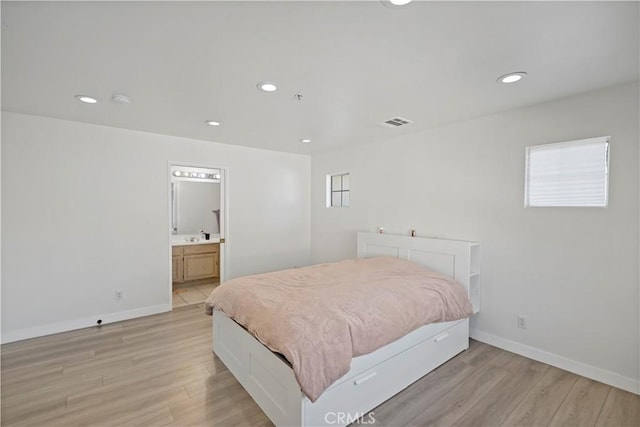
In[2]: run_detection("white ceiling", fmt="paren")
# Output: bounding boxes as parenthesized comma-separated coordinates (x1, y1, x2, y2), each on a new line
(2, 1, 639, 155)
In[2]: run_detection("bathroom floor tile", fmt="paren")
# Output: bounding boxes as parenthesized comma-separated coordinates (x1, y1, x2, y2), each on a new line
(178, 287, 208, 305)
(195, 283, 217, 297)
(172, 293, 188, 308)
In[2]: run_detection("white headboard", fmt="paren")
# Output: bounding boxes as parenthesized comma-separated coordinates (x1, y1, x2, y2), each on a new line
(357, 232, 480, 314)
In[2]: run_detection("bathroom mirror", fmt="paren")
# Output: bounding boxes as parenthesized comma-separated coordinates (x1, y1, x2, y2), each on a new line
(171, 166, 221, 236)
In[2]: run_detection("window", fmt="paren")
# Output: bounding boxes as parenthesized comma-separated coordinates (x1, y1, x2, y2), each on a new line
(327, 173, 350, 207)
(525, 136, 609, 207)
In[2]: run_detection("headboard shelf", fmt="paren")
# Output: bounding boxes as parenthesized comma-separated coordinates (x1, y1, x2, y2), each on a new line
(356, 232, 480, 314)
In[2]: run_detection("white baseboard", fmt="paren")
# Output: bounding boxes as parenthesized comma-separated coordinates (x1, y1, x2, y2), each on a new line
(470, 328, 640, 396)
(1, 304, 171, 344)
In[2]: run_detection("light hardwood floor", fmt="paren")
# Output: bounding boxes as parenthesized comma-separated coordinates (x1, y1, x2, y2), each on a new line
(2, 305, 638, 427)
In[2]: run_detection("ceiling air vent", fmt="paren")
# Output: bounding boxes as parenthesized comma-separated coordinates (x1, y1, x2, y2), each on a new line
(381, 117, 413, 128)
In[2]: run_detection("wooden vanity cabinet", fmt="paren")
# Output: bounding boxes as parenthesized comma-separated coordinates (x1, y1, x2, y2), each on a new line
(172, 244, 219, 284)
(172, 248, 184, 283)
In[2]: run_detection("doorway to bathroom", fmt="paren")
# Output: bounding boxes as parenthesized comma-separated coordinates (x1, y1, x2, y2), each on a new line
(168, 163, 226, 309)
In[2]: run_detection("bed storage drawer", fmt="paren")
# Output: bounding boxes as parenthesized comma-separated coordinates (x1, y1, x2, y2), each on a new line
(303, 319, 469, 426)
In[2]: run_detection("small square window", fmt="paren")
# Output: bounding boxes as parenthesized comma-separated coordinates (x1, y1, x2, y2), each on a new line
(525, 136, 609, 207)
(327, 173, 350, 207)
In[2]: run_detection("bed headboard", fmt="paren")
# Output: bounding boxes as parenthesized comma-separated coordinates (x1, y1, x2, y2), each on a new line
(356, 232, 480, 314)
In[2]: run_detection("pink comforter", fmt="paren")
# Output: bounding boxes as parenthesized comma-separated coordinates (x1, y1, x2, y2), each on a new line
(205, 256, 473, 402)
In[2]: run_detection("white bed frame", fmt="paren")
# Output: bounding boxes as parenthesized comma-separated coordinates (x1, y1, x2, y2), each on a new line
(212, 232, 480, 426)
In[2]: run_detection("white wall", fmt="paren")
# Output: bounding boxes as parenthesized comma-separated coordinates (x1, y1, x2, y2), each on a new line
(1, 112, 311, 343)
(311, 82, 639, 393)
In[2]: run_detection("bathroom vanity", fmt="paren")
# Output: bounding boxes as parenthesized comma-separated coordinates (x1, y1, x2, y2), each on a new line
(172, 240, 220, 284)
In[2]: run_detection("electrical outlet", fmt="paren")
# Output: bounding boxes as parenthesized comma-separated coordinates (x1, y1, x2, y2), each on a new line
(115, 290, 123, 301)
(517, 315, 527, 329)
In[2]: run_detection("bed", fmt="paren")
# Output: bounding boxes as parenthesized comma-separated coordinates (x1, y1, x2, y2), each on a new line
(208, 232, 480, 427)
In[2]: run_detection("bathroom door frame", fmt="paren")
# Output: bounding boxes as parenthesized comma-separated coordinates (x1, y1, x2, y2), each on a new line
(167, 161, 228, 309)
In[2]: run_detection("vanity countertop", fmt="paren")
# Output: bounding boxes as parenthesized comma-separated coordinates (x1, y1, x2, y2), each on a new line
(172, 235, 221, 246)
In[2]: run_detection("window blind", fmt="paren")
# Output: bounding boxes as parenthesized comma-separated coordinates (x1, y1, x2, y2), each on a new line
(525, 136, 610, 207)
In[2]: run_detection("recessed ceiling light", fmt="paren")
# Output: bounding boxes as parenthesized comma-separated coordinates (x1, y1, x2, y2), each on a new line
(75, 95, 98, 104)
(205, 120, 221, 126)
(300, 138, 311, 143)
(381, 0, 412, 7)
(257, 81, 278, 92)
(497, 72, 528, 84)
